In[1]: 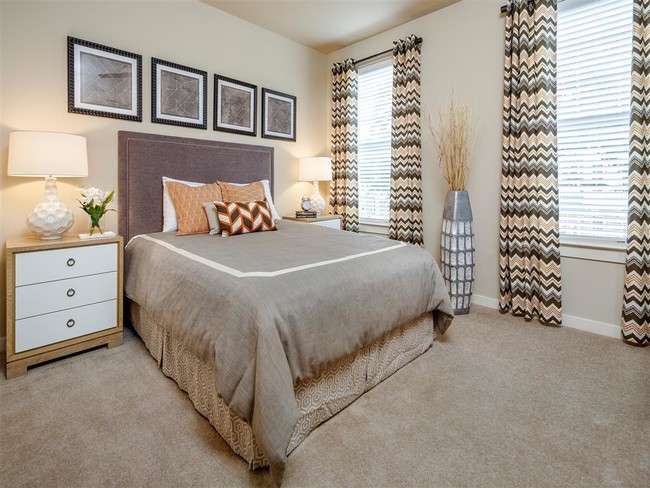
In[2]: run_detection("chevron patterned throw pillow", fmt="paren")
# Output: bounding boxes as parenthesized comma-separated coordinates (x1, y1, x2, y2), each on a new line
(214, 201, 277, 236)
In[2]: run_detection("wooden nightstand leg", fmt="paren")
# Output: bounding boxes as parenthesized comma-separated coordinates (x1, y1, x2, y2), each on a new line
(106, 332, 123, 349)
(6, 360, 28, 379)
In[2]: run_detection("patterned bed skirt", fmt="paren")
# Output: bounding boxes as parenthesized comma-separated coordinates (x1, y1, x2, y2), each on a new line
(129, 302, 436, 468)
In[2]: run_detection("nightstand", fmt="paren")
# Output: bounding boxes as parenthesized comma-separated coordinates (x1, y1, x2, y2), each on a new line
(283, 215, 342, 230)
(5, 235, 123, 379)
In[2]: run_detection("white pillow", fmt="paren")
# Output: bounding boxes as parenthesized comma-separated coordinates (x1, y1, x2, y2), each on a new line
(227, 179, 280, 221)
(162, 177, 205, 232)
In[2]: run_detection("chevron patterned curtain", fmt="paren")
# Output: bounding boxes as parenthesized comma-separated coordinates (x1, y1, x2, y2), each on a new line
(389, 35, 424, 246)
(499, 0, 562, 326)
(330, 59, 359, 232)
(622, 0, 650, 346)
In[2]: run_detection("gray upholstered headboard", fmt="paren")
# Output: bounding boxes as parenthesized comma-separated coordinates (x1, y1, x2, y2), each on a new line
(118, 131, 274, 242)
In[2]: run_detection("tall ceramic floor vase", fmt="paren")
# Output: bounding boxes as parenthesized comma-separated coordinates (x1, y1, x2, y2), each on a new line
(440, 190, 475, 314)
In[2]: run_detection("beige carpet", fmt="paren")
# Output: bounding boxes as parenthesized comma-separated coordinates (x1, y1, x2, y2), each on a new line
(1, 305, 648, 487)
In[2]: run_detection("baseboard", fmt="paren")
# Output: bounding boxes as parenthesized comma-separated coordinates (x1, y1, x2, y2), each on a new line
(0, 337, 5, 353)
(561, 314, 621, 339)
(470, 294, 621, 339)
(471, 294, 500, 309)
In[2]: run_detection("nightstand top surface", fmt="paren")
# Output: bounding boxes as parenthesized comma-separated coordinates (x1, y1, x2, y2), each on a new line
(283, 215, 342, 223)
(6, 234, 123, 252)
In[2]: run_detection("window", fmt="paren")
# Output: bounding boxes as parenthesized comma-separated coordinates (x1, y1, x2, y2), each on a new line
(357, 58, 392, 223)
(557, 0, 633, 241)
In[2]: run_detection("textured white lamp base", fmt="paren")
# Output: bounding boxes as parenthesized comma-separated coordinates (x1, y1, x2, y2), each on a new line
(311, 181, 327, 215)
(27, 177, 74, 240)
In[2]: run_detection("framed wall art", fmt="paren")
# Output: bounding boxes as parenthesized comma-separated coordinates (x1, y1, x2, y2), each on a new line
(214, 75, 257, 136)
(67, 36, 142, 121)
(152, 58, 207, 129)
(261, 88, 296, 141)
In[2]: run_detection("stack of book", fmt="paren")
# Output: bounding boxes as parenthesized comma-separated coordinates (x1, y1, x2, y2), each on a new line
(295, 211, 317, 218)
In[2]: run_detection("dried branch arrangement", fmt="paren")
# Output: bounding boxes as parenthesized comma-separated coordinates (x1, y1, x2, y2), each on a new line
(428, 97, 477, 191)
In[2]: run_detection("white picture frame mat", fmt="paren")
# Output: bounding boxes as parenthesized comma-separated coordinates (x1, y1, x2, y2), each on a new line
(264, 91, 295, 139)
(155, 64, 204, 124)
(73, 44, 138, 116)
(217, 79, 255, 132)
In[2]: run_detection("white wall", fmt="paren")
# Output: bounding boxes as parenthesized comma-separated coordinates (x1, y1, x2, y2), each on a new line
(328, 0, 625, 336)
(0, 0, 626, 347)
(0, 0, 329, 341)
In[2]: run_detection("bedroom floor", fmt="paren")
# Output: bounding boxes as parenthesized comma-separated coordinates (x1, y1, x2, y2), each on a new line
(0, 305, 648, 488)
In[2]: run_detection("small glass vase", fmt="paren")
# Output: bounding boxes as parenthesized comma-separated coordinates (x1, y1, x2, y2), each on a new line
(79, 212, 115, 240)
(88, 215, 104, 236)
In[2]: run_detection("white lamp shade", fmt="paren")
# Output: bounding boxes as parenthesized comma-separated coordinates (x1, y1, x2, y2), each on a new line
(299, 157, 331, 182)
(8, 131, 88, 177)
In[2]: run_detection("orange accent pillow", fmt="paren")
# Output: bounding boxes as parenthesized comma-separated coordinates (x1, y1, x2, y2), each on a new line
(214, 201, 277, 236)
(218, 181, 265, 202)
(166, 182, 223, 235)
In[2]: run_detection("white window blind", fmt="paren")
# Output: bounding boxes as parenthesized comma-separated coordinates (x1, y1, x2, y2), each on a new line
(358, 58, 392, 223)
(557, 0, 633, 241)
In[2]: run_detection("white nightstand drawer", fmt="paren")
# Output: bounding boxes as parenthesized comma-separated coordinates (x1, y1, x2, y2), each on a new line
(15, 272, 117, 320)
(15, 243, 117, 286)
(311, 219, 341, 230)
(14, 300, 117, 353)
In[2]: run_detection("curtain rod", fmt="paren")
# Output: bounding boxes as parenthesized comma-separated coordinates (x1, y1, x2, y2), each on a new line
(354, 36, 423, 66)
(500, 0, 535, 14)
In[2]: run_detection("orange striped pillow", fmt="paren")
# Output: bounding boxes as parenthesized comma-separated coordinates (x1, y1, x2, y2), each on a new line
(214, 201, 277, 236)
(218, 181, 265, 202)
(166, 182, 223, 235)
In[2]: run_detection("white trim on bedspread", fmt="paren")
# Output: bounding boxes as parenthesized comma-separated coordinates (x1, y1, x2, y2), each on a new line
(126, 234, 407, 278)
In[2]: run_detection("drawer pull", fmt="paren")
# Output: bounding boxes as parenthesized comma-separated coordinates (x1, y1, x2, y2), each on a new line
(66, 319, 75, 328)
(67, 258, 76, 267)
(66, 288, 76, 297)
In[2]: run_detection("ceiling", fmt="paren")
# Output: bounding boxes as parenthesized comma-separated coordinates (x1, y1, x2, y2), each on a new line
(200, 0, 460, 54)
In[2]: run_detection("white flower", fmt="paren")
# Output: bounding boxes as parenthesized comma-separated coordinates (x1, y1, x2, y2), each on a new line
(79, 187, 107, 207)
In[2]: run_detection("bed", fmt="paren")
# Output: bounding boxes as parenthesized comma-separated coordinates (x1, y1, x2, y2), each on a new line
(118, 131, 453, 485)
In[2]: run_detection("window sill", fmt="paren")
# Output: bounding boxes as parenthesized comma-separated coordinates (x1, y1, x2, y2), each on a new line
(560, 236, 626, 264)
(359, 219, 389, 236)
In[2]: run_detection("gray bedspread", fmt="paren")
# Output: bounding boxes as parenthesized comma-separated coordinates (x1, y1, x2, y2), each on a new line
(124, 220, 453, 483)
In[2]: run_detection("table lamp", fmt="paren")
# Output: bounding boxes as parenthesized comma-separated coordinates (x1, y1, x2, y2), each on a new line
(298, 157, 331, 215)
(8, 131, 89, 240)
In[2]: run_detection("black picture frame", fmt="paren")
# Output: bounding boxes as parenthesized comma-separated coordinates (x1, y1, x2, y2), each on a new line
(152, 58, 207, 129)
(67, 36, 142, 121)
(261, 88, 296, 141)
(214, 75, 257, 136)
